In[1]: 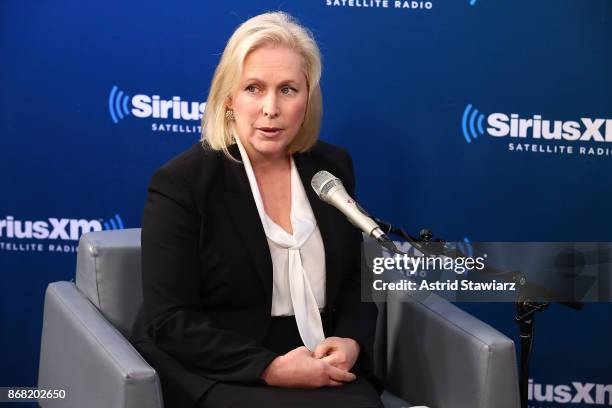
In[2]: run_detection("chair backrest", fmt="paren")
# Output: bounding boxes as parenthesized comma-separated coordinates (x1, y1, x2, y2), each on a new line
(76, 228, 143, 337)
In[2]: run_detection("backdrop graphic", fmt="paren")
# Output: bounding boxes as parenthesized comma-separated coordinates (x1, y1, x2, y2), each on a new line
(1, 1, 611, 406)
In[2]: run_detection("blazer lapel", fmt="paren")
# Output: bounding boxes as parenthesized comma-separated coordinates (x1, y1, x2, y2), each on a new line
(294, 152, 344, 311)
(220, 145, 273, 308)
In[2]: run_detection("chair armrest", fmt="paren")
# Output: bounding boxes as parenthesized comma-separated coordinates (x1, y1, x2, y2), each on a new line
(38, 282, 163, 408)
(380, 290, 520, 408)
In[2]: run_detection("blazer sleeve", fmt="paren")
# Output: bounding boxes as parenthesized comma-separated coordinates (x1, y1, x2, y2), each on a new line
(141, 165, 278, 383)
(330, 149, 380, 377)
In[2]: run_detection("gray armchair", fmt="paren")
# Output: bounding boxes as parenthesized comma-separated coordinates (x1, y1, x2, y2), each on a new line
(38, 229, 519, 407)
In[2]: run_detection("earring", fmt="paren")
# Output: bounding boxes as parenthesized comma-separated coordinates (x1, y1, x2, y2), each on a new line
(225, 109, 235, 121)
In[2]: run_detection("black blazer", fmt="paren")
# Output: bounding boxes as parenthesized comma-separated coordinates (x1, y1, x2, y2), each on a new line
(130, 141, 381, 407)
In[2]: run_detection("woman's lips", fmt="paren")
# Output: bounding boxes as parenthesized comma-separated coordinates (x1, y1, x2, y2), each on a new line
(257, 127, 283, 137)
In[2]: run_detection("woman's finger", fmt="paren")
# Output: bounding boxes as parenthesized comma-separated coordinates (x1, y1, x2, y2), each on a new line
(327, 365, 356, 383)
(321, 354, 340, 366)
(313, 342, 333, 359)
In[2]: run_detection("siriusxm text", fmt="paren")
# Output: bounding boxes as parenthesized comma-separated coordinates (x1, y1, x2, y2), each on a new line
(529, 379, 612, 405)
(131, 95, 206, 121)
(0, 216, 102, 241)
(488, 114, 612, 142)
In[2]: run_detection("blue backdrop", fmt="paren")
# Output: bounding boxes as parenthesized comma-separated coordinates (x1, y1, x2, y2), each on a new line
(1, 1, 611, 406)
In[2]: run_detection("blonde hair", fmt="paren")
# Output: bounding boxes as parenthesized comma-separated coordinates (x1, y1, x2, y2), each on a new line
(200, 11, 322, 158)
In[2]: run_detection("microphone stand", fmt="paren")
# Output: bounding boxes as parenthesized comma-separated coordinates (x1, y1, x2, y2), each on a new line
(373, 218, 583, 408)
(515, 295, 548, 408)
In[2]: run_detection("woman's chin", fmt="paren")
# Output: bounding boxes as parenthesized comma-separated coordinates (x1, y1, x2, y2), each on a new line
(252, 139, 290, 158)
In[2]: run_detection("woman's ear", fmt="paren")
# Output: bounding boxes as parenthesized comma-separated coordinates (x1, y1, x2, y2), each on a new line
(225, 96, 233, 110)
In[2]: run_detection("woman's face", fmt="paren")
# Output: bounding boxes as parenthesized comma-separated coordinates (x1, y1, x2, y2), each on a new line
(228, 45, 309, 162)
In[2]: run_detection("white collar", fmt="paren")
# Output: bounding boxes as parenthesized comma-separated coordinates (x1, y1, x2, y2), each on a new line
(234, 136, 315, 248)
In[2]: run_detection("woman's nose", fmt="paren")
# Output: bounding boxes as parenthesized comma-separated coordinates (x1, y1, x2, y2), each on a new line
(262, 93, 280, 118)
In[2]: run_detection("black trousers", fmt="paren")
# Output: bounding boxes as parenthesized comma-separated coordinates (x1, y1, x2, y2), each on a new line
(198, 314, 383, 408)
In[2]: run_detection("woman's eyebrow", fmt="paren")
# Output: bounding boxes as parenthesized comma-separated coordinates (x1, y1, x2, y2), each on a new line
(244, 77, 300, 84)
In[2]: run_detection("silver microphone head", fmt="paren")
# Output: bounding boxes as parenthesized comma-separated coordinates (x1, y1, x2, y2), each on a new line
(311, 171, 344, 201)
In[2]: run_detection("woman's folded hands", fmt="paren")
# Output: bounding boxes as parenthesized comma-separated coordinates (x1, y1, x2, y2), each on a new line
(261, 337, 360, 388)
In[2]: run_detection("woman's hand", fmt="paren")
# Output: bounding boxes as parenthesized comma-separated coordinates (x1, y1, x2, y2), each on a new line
(260, 346, 356, 388)
(313, 336, 360, 372)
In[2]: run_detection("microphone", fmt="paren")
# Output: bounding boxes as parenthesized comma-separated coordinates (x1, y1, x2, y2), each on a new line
(311, 170, 401, 254)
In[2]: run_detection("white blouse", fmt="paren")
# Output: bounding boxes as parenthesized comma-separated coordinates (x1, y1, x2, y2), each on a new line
(234, 137, 326, 351)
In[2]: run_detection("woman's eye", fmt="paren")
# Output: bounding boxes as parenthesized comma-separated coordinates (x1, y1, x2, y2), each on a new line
(281, 86, 297, 95)
(245, 85, 259, 93)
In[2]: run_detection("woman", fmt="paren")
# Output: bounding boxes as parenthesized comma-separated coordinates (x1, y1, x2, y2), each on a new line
(130, 11, 383, 407)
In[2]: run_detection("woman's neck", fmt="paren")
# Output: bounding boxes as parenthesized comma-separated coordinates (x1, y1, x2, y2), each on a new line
(250, 153, 291, 174)
(238, 139, 291, 172)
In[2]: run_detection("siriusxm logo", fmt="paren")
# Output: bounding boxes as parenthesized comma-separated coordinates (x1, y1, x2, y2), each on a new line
(529, 379, 612, 405)
(0, 214, 124, 241)
(108, 85, 205, 124)
(461, 104, 612, 144)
